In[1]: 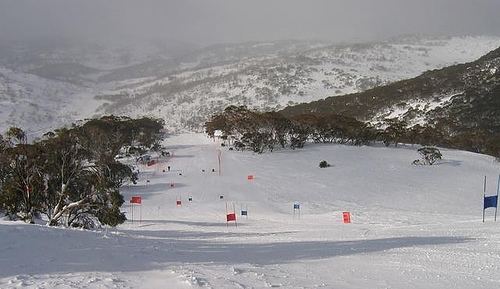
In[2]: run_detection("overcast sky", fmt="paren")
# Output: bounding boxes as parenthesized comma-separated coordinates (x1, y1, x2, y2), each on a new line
(1, 0, 500, 46)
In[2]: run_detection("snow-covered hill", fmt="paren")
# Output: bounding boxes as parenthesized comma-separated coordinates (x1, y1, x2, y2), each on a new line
(1, 135, 500, 288)
(0, 66, 110, 136)
(281, 41, 500, 143)
(95, 36, 500, 131)
(1, 36, 500, 134)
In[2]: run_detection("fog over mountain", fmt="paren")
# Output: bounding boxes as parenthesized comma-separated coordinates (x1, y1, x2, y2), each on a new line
(1, 0, 500, 46)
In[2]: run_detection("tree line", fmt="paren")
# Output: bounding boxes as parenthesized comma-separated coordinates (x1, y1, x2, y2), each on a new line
(205, 105, 499, 159)
(205, 106, 375, 153)
(0, 116, 165, 228)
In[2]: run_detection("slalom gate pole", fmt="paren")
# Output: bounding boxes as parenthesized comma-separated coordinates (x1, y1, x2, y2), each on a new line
(483, 176, 487, 223)
(495, 175, 500, 222)
(233, 203, 237, 228)
(226, 202, 228, 228)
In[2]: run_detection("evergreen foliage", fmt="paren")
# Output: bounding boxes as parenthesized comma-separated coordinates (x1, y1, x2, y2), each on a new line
(206, 104, 499, 160)
(205, 106, 373, 153)
(0, 116, 164, 228)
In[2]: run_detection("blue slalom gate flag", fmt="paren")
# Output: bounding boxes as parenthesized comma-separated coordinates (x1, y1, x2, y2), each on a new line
(293, 203, 300, 210)
(241, 210, 248, 216)
(483, 175, 500, 222)
(484, 195, 498, 209)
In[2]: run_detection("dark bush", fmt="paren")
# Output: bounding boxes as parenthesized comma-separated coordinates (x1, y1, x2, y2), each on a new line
(413, 147, 442, 165)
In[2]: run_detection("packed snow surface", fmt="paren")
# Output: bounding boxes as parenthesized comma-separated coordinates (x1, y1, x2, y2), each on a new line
(1, 134, 500, 288)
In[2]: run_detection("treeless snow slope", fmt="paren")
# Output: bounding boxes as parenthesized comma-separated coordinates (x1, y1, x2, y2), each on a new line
(0, 67, 107, 135)
(1, 134, 500, 288)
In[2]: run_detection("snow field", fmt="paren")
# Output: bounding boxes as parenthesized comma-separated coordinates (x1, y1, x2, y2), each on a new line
(1, 133, 500, 288)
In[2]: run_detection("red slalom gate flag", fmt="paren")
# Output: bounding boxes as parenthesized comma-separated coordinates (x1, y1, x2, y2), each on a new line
(247, 175, 254, 180)
(176, 200, 182, 206)
(343, 212, 351, 224)
(226, 213, 236, 222)
(130, 196, 142, 204)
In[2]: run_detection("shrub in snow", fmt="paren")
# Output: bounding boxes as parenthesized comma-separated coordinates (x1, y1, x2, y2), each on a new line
(319, 160, 331, 168)
(69, 213, 101, 230)
(412, 147, 442, 165)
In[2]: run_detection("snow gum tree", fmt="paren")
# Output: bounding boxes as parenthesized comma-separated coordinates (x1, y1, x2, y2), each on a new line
(382, 118, 408, 147)
(0, 128, 44, 223)
(0, 116, 164, 228)
(205, 106, 376, 153)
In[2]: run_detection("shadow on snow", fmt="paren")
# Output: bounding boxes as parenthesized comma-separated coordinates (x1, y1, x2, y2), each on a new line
(0, 223, 472, 278)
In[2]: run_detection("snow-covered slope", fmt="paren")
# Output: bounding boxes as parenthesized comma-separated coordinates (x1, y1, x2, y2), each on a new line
(0, 67, 107, 136)
(1, 36, 500, 134)
(0, 39, 193, 134)
(281, 41, 500, 140)
(2, 135, 500, 288)
(95, 36, 500, 131)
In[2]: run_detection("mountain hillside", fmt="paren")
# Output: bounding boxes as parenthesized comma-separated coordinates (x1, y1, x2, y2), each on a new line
(0, 67, 105, 136)
(94, 36, 500, 132)
(280, 46, 500, 135)
(1, 36, 500, 134)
